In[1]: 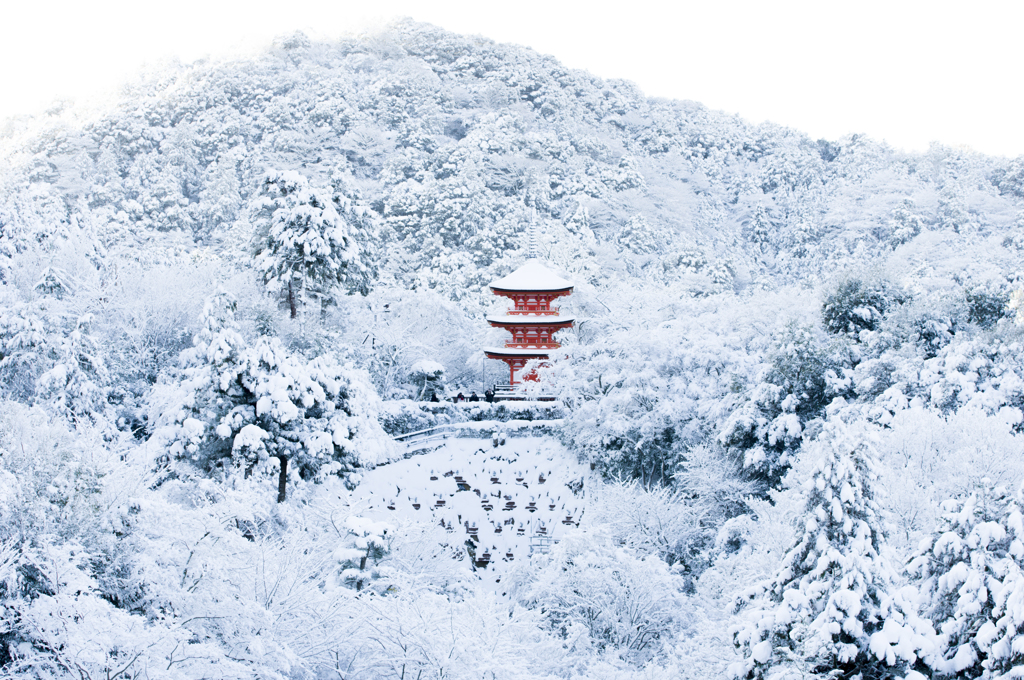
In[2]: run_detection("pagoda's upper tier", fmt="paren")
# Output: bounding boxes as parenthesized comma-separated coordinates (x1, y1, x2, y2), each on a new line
(488, 259, 573, 293)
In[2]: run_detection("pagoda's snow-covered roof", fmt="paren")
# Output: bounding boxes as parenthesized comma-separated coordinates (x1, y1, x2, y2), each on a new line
(489, 259, 573, 292)
(486, 315, 575, 326)
(483, 347, 554, 357)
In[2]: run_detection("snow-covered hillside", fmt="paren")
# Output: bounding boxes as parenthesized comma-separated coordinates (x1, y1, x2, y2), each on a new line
(1, 18, 1024, 680)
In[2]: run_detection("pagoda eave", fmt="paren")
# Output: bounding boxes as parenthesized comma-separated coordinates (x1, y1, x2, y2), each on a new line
(483, 347, 553, 358)
(489, 286, 573, 295)
(486, 315, 575, 327)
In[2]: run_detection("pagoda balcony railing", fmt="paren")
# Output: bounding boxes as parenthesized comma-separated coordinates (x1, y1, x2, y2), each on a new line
(508, 308, 560, 315)
(503, 342, 560, 349)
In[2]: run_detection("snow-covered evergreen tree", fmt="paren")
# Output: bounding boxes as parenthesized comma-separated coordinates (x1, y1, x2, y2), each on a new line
(909, 483, 1024, 678)
(731, 417, 933, 679)
(150, 291, 396, 501)
(408, 359, 447, 401)
(253, 170, 363, 324)
(888, 199, 924, 247)
(36, 313, 108, 422)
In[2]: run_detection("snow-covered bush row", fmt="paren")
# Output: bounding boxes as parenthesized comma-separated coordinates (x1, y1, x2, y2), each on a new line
(380, 398, 565, 435)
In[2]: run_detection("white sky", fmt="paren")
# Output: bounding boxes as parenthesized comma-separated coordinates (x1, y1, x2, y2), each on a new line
(2, 0, 1021, 157)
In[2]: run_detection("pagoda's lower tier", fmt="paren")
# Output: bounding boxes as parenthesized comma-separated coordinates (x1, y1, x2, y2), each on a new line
(485, 312, 573, 385)
(484, 346, 559, 385)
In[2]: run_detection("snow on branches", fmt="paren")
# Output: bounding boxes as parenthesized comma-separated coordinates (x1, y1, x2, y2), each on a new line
(149, 291, 396, 501)
(910, 483, 1024, 678)
(253, 170, 365, 324)
(730, 417, 935, 679)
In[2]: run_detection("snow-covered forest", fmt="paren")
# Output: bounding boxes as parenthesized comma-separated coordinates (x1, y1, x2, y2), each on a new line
(2, 19, 1024, 679)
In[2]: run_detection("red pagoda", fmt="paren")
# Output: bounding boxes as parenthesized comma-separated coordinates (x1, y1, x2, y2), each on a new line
(484, 259, 574, 386)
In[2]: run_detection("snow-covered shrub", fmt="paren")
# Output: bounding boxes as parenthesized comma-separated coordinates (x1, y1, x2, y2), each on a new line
(408, 358, 447, 401)
(516, 530, 684, 661)
(822, 274, 905, 337)
(589, 447, 756, 579)
(341, 589, 566, 680)
(675, 443, 759, 525)
(332, 515, 393, 592)
(588, 481, 705, 572)
(0, 401, 114, 548)
(379, 398, 452, 435)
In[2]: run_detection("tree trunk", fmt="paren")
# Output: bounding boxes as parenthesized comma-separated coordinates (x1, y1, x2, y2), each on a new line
(276, 455, 288, 503)
(299, 271, 307, 338)
(288, 278, 297, 319)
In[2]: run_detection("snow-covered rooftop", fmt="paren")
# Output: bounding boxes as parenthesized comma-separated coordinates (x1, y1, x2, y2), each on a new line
(488, 259, 573, 292)
(486, 315, 575, 325)
(483, 347, 555, 357)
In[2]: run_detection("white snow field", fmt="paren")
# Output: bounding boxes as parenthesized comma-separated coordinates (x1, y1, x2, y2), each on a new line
(351, 431, 591, 581)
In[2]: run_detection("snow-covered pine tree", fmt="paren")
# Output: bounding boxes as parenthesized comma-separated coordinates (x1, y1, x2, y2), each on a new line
(36, 313, 108, 423)
(749, 204, 774, 252)
(909, 483, 1024, 678)
(150, 291, 395, 502)
(730, 417, 933, 679)
(253, 170, 362, 325)
(0, 305, 49, 403)
(719, 323, 851, 489)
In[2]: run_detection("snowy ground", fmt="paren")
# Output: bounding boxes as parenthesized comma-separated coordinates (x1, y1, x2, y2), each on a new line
(350, 433, 591, 583)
